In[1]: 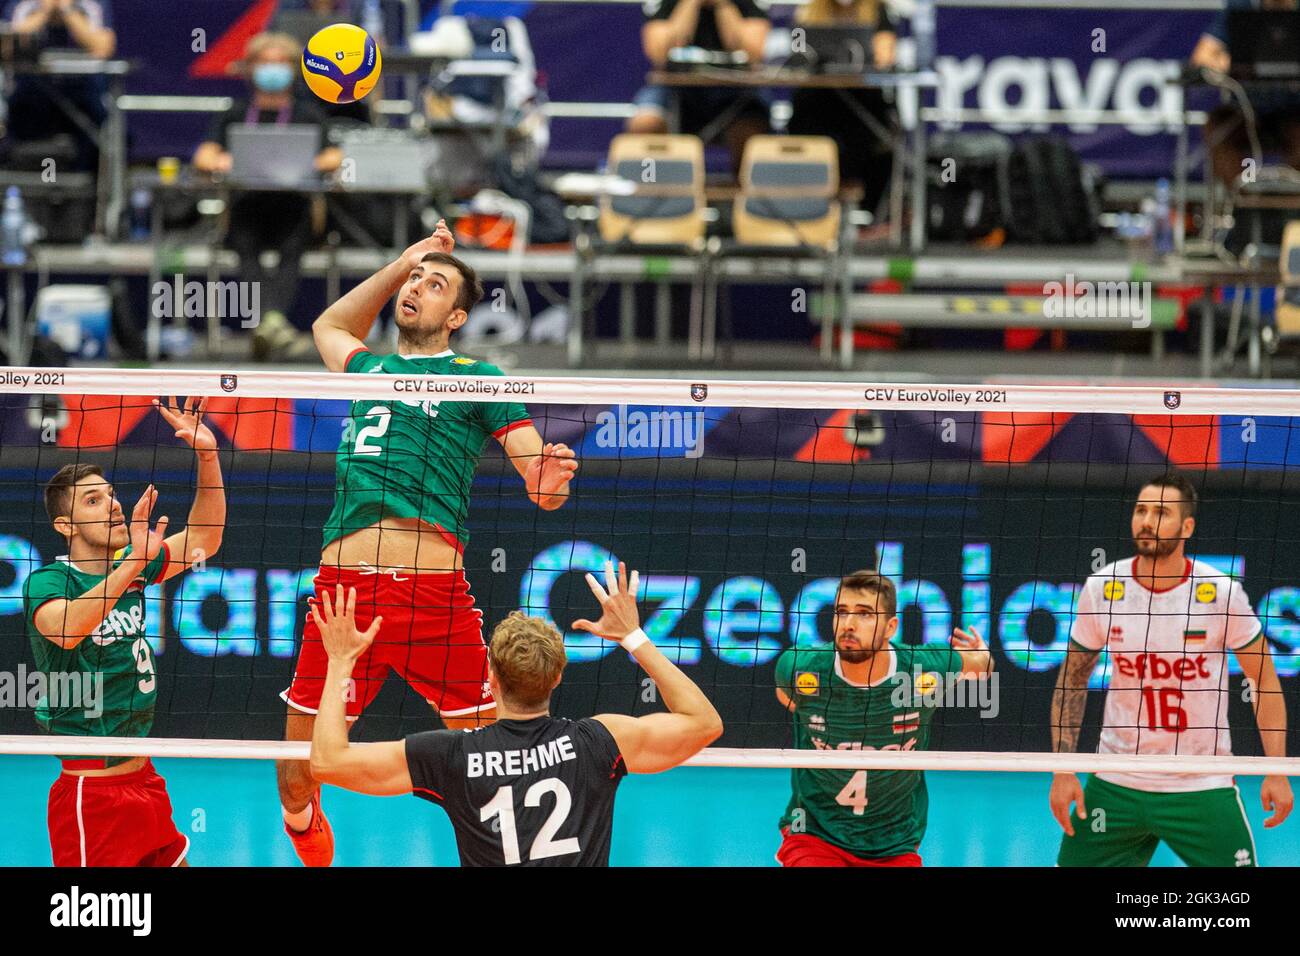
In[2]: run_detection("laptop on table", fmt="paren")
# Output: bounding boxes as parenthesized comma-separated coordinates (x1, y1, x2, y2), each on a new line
(227, 125, 322, 189)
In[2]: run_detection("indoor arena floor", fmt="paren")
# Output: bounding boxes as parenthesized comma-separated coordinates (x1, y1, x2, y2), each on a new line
(2, 758, 1295, 866)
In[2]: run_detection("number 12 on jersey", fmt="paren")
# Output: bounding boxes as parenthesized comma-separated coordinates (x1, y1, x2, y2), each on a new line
(479, 778, 581, 865)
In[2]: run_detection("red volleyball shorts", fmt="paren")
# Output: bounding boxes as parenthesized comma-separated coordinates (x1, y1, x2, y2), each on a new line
(283, 566, 495, 719)
(48, 760, 189, 867)
(777, 828, 922, 867)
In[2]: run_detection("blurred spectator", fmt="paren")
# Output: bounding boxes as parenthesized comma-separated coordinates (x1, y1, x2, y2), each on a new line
(1191, 0, 1300, 185)
(192, 32, 342, 361)
(273, 0, 407, 47)
(2, 0, 116, 172)
(628, 0, 771, 173)
(787, 0, 897, 214)
(419, 11, 549, 171)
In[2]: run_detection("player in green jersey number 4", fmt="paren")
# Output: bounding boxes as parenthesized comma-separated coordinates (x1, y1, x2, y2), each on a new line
(278, 220, 579, 866)
(774, 570, 993, 866)
(23, 397, 225, 866)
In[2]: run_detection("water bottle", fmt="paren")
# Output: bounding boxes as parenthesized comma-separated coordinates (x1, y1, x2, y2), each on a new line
(129, 188, 152, 242)
(2, 187, 26, 267)
(1153, 177, 1173, 256)
(362, 0, 384, 43)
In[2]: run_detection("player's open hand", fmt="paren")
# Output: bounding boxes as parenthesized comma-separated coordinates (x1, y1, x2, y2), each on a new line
(1049, 772, 1087, 837)
(950, 624, 992, 678)
(950, 625, 986, 652)
(572, 561, 641, 641)
(401, 219, 455, 267)
(127, 484, 168, 566)
(1262, 774, 1293, 828)
(526, 442, 578, 510)
(154, 396, 217, 457)
(310, 584, 382, 665)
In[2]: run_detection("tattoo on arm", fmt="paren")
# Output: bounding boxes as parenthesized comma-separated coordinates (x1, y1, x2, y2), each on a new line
(1051, 646, 1099, 753)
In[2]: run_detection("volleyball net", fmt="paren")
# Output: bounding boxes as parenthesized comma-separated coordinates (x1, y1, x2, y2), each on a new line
(1, 367, 1300, 778)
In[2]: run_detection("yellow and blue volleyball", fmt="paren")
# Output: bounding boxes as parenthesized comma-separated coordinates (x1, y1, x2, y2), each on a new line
(301, 23, 382, 104)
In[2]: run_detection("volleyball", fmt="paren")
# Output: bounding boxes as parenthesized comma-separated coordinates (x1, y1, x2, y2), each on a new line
(301, 23, 382, 104)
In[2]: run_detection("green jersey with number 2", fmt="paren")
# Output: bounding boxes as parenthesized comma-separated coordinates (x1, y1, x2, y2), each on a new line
(22, 546, 168, 744)
(775, 643, 963, 859)
(324, 349, 532, 551)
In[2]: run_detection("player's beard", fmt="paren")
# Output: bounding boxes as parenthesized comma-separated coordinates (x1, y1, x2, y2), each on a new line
(1134, 533, 1179, 558)
(836, 635, 878, 664)
(395, 307, 449, 353)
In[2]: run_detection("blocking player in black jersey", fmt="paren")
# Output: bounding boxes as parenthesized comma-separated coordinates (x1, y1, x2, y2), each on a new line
(307, 561, 723, 865)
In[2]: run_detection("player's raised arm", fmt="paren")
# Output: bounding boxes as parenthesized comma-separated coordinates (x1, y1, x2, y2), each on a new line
(1234, 637, 1294, 828)
(153, 396, 225, 581)
(307, 585, 414, 796)
(312, 220, 456, 372)
(577, 562, 723, 772)
(498, 425, 578, 511)
(32, 485, 166, 648)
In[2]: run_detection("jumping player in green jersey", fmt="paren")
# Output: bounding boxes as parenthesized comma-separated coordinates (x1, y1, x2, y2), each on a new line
(278, 221, 579, 866)
(23, 397, 225, 866)
(774, 570, 992, 866)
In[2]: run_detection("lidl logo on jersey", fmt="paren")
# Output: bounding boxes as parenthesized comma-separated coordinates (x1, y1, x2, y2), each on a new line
(451, 357, 477, 366)
(914, 671, 940, 696)
(90, 604, 146, 645)
(1195, 582, 1217, 603)
(795, 672, 819, 696)
(1103, 580, 1125, 601)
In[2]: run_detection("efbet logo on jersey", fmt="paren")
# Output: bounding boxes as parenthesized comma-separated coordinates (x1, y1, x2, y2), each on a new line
(1195, 582, 1217, 603)
(301, 23, 382, 105)
(1103, 580, 1125, 601)
(795, 671, 819, 696)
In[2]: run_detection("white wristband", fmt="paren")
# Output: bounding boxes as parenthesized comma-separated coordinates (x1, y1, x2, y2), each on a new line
(620, 628, 650, 653)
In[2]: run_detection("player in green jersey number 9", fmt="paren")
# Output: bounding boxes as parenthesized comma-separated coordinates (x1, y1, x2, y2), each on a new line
(24, 397, 226, 866)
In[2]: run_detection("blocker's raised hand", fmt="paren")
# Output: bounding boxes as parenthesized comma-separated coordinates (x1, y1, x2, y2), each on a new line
(572, 561, 641, 641)
(154, 396, 217, 456)
(311, 584, 383, 665)
(128, 484, 169, 565)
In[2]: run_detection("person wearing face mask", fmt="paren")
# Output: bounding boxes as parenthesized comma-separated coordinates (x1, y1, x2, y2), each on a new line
(786, 0, 898, 220)
(1, 0, 117, 173)
(192, 32, 343, 361)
